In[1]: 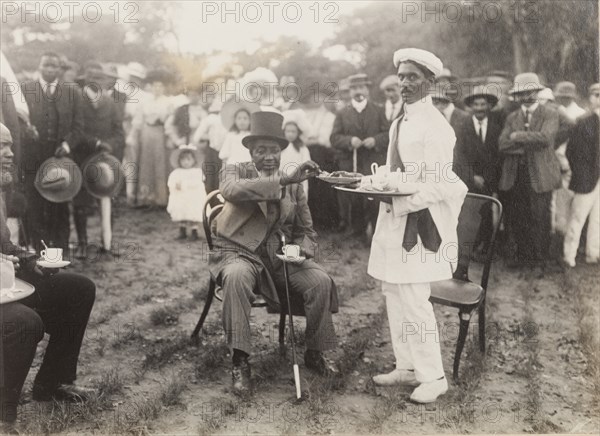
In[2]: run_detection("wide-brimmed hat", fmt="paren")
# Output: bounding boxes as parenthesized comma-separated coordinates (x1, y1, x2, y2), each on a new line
(348, 73, 372, 88)
(0, 259, 35, 304)
(82, 153, 124, 198)
(464, 85, 500, 106)
(34, 157, 82, 203)
(554, 81, 577, 99)
(241, 112, 288, 149)
(169, 144, 203, 169)
(103, 64, 120, 79)
(509, 72, 545, 95)
(127, 62, 147, 81)
(220, 98, 260, 130)
(537, 88, 555, 102)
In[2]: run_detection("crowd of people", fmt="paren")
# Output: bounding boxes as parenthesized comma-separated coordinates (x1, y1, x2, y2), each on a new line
(1, 46, 599, 430)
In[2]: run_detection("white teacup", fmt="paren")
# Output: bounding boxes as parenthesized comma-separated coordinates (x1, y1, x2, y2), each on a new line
(371, 163, 391, 176)
(282, 244, 301, 260)
(41, 248, 63, 263)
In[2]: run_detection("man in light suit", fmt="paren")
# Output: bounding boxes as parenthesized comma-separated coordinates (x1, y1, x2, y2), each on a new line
(209, 112, 338, 395)
(498, 73, 561, 268)
(380, 75, 403, 122)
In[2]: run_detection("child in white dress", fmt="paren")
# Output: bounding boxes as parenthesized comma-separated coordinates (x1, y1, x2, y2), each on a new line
(281, 112, 312, 197)
(219, 109, 252, 165)
(167, 145, 206, 241)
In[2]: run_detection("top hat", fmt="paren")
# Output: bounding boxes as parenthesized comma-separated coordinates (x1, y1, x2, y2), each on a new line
(220, 98, 260, 130)
(463, 85, 500, 106)
(241, 112, 288, 149)
(34, 157, 82, 203)
(509, 72, 545, 95)
(169, 144, 203, 169)
(553, 81, 577, 99)
(0, 259, 35, 305)
(348, 73, 372, 88)
(82, 153, 124, 198)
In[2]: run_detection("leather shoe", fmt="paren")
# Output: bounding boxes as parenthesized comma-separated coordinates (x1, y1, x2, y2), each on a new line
(32, 383, 96, 402)
(304, 350, 336, 376)
(232, 360, 252, 396)
(372, 369, 419, 387)
(74, 244, 87, 260)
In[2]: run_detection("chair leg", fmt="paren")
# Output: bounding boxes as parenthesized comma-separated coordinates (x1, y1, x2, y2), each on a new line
(278, 312, 287, 354)
(191, 278, 216, 339)
(453, 311, 471, 382)
(478, 300, 486, 353)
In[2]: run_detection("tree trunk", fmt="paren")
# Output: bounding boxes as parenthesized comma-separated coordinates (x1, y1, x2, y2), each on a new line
(512, 34, 525, 74)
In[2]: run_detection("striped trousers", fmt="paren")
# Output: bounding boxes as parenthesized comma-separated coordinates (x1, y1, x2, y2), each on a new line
(220, 259, 337, 355)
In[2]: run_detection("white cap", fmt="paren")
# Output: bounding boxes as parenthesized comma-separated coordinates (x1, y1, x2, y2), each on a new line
(393, 48, 443, 77)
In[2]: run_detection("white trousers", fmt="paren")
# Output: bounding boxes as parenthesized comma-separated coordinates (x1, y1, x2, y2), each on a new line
(563, 180, 600, 264)
(382, 281, 445, 383)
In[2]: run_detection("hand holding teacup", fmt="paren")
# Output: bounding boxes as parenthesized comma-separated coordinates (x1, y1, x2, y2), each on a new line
(40, 248, 63, 264)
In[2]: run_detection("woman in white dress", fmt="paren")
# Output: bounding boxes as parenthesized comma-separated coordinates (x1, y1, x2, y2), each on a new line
(368, 49, 468, 403)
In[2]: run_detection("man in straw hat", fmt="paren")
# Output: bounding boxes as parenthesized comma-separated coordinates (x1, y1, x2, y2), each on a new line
(331, 73, 390, 239)
(72, 61, 124, 259)
(498, 72, 561, 269)
(563, 83, 600, 267)
(454, 85, 503, 194)
(21, 51, 84, 253)
(0, 123, 97, 430)
(367, 48, 467, 403)
(209, 111, 338, 395)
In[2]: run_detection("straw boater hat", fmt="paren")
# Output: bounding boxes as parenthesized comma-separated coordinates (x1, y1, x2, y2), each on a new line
(34, 157, 82, 203)
(347, 73, 372, 87)
(220, 97, 260, 130)
(127, 62, 147, 81)
(508, 72, 545, 95)
(241, 112, 288, 149)
(82, 153, 125, 198)
(169, 144, 203, 169)
(554, 81, 577, 99)
(463, 85, 500, 106)
(379, 75, 399, 91)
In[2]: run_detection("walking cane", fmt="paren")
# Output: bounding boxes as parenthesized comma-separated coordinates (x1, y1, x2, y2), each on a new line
(281, 234, 301, 399)
(352, 149, 357, 173)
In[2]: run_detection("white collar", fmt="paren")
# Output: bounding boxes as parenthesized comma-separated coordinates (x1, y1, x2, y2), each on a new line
(473, 115, 488, 125)
(442, 103, 455, 120)
(38, 77, 58, 89)
(403, 95, 433, 120)
(351, 98, 368, 113)
(522, 102, 539, 114)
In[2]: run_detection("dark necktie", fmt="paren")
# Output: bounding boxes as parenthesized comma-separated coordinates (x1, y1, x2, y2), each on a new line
(478, 121, 484, 143)
(525, 110, 531, 131)
(389, 107, 442, 252)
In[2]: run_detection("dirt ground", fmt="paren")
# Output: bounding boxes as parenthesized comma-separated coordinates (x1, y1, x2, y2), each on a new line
(13, 203, 600, 435)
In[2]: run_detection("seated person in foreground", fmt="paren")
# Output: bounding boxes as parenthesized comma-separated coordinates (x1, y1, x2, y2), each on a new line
(208, 112, 339, 395)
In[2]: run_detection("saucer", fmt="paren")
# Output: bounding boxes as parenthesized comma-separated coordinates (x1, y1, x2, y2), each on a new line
(37, 260, 71, 268)
(275, 253, 306, 264)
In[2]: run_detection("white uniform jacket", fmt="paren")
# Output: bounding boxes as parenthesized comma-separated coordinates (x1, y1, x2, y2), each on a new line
(368, 95, 468, 284)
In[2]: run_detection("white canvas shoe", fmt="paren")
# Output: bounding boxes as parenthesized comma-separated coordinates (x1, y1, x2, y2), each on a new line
(372, 369, 419, 386)
(409, 377, 448, 403)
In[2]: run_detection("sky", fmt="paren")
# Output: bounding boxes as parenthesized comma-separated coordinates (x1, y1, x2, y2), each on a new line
(174, 1, 371, 55)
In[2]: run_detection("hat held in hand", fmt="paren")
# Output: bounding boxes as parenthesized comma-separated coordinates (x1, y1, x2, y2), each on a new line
(82, 153, 124, 198)
(34, 157, 82, 203)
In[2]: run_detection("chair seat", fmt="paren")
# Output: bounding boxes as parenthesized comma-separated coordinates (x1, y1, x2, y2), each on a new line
(430, 279, 484, 309)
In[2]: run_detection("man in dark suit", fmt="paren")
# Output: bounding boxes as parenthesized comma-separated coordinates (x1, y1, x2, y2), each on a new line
(563, 83, 600, 267)
(72, 62, 123, 259)
(210, 112, 338, 395)
(454, 86, 503, 194)
(498, 73, 561, 268)
(21, 52, 84, 253)
(330, 73, 389, 239)
(432, 89, 471, 133)
(1, 124, 95, 430)
(102, 64, 127, 162)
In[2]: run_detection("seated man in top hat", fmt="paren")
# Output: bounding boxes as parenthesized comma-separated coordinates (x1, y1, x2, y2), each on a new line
(0, 123, 96, 430)
(209, 112, 338, 395)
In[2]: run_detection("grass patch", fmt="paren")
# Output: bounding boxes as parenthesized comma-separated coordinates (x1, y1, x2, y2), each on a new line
(143, 332, 193, 369)
(150, 305, 181, 326)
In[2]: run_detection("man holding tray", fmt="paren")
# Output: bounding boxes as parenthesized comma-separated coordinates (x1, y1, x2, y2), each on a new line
(367, 49, 467, 403)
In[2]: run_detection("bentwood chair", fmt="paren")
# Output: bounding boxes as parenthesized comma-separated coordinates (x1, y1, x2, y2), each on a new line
(191, 190, 290, 348)
(429, 193, 503, 381)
